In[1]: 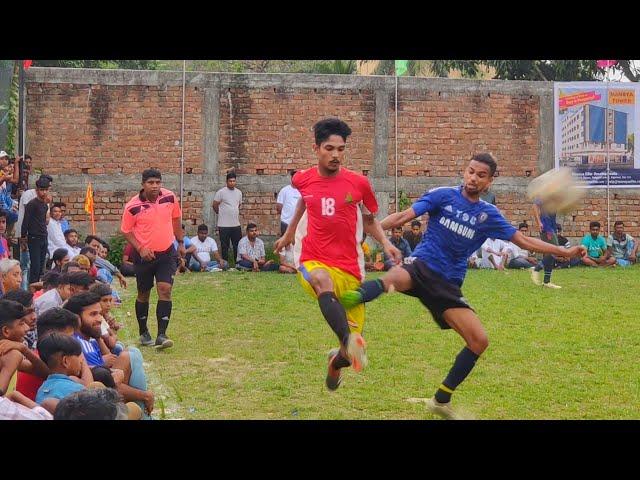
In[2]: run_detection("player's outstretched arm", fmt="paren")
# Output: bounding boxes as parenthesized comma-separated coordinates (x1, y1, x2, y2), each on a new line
(274, 198, 306, 252)
(511, 231, 586, 259)
(380, 207, 418, 231)
(363, 213, 403, 265)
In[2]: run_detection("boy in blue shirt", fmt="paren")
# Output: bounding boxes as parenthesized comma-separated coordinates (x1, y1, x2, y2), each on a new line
(35, 333, 86, 409)
(341, 153, 587, 419)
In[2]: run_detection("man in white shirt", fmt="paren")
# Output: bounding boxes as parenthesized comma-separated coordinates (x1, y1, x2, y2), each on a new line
(276, 170, 301, 236)
(212, 171, 243, 264)
(505, 222, 539, 269)
(47, 203, 68, 259)
(189, 224, 228, 272)
(236, 223, 279, 272)
(477, 238, 509, 270)
(63, 229, 82, 258)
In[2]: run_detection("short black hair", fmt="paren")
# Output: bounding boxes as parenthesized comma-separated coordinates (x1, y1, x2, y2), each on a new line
(226, 171, 236, 180)
(247, 223, 257, 231)
(410, 220, 421, 228)
(66, 271, 95, 288)
(0, 299, 27, 329)
(2, 289, 33, 308)
(52, 202, 66, 209)
(313, 118, 352, 145)
(392, 226, 403, 232)
(470, 153, 498, 177)
(52, 248, 69, 264)
(61, 262, 81, 274)
(64, 229, 78, 237)
(556, 223, 562, 232)
(37, 308, 80, 339)
(289, 170, 297, 177)
(0, 210, 7, 219)
(63, 291, 102, 317)
(42, 271, 62, 289)
(80, 246, 97, 257)
(614, 221, 624, 227)
(590, 221, 601, 229)
(54, 388, 120, 420)
(142, 168, 162, 182)
(197, 224, 208, 232)
(90, 366, 116, 388)
(89, 283, 112, 298)
(38, 332, 82, 368)
(518, 222, 529, 229)
(85, 235, 103, 245)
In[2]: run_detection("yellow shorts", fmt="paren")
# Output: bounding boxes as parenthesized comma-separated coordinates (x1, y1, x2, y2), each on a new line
(297, 260, 365, 333)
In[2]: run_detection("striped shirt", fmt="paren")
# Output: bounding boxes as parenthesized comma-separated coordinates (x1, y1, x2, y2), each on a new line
(73, 332, 104, 367)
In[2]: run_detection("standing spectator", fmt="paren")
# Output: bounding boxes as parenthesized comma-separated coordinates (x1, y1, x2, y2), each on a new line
(57, 202, 70, 234)
(47, 203, 68, 260)
(121, 169, 185, 350)
(581, 221, 616, 267)
(213, 171, 242, 264)
(403, 220, 423, 252)
(0, 258, 22, 297)
(607, 221, 638, 267)
(21, 176, 51, 284)
(236, 223, 279, 272)
(0, 210, 10, 260)
(15, 174, 52, 239)
(384, 227, 412, 271)
(276, 170, 301, 236)
(189, 224, 227, 272)
(0, 154, 18, 227)
(63, 229, 82, 258)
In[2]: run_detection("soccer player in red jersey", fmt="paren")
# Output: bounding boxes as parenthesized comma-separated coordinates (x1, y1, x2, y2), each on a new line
(275, 118, 402, 391)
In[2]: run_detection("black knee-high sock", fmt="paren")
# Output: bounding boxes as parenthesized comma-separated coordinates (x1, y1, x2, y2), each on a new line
(434, 347, 480, 403)
(331, 351, 351, 369)
(542, 254, 554, 283)
(318, 292, 350, 346)
(156, 300, 172, 336)
(357, 279, 385, 303)
(135, 301, 149, 335)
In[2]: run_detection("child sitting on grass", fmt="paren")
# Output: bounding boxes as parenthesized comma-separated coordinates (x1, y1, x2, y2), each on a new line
(90, 283, 124, 354)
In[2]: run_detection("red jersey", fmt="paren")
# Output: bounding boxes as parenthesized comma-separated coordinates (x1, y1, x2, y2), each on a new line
(293, 167, 378, 281)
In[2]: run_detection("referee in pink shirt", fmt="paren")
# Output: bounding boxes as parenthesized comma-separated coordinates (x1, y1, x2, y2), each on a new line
(121, 169, 186, 350)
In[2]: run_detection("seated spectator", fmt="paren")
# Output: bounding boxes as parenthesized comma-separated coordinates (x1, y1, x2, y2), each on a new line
(72, 254, 92, 274)
(3, 290, 37, 350)
(174, 224, 197, 273)
(34, 271, 94, 316)
(581, 221, 616, 267)
(477, 238, 509, 270)
(0, 299, 49, 396)
(79, 247, 99, 277)
(607, 221, 638, 267)
(0, 258, 22, 297)
(554, 224, 581, 269)
(0, 158, 18, 228)
(58, 202, 70, 234)
(403, 220, 423, 252)
(63, 229, 82, 258)
(236, 223, 279, 272)
(556, 224, 571, 248)
(189, 224, 227, 272)
(0, 210, 10, 260)
(85, 235, 127, 288)
(61, 261, 82, 274)
(361, 235, 376, 272)
(47, 203, 68, 262)
(384, 227, 412, 271)
(278, 243, 296, 274)
(64, 292, 154, 417)
(90, 283, 124, 354)
(35, 333, 87, 412)
(51, 248, 70, 273)
(120, 242, 136, 277)
(53, 386, 142, 420)
(0, 389, 53, 420)
(33, 270, 61, 300)
(505, 222, 539, 269)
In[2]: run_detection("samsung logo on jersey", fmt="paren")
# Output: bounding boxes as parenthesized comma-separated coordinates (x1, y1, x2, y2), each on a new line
(439, 216, 476, 239)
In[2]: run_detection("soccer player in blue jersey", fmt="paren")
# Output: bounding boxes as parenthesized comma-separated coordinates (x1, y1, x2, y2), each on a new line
(531, 199, 561, 288)
(341, 153, 587, 419)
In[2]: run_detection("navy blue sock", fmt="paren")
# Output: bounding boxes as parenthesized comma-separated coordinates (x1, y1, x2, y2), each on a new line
(434, 347, 480, 403)
(542, 254, 554, 283)
(358, 279, 385, 303)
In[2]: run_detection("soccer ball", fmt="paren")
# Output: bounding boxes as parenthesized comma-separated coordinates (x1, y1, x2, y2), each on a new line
(526, 167, 585, 214)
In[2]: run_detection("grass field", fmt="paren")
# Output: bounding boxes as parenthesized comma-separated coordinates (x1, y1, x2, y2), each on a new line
(115, 266, 640, 420)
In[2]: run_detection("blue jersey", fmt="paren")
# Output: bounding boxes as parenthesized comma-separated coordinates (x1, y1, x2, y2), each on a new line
(410, 186, 517, 286)
(73, 332, 104, 367)
(534, 199, 556, 234)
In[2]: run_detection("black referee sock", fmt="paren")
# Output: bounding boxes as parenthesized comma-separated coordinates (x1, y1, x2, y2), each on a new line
(157, 300, 172, 336)
(318, 292, 350, 347)
(135, 301, 149, 335)
(358, 279, 385, 303)
(434, 347, 480, 403)
(542, 254, 554, 284)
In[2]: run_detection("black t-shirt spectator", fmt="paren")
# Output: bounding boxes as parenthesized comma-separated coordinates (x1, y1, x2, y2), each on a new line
(21, 197, 48, 238)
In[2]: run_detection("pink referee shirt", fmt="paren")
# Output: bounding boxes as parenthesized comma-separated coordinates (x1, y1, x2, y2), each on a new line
(121, 188, 182, 252)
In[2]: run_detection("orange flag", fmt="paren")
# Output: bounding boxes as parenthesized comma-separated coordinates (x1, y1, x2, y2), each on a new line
(84, 182, 96, 235)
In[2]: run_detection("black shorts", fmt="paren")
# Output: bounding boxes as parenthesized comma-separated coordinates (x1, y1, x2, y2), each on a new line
(401, 258, 474, 329)
(132, 246, 178, 293)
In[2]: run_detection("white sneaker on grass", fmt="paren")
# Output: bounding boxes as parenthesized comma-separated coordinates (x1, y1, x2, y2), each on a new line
(543, 282, 562, 289)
